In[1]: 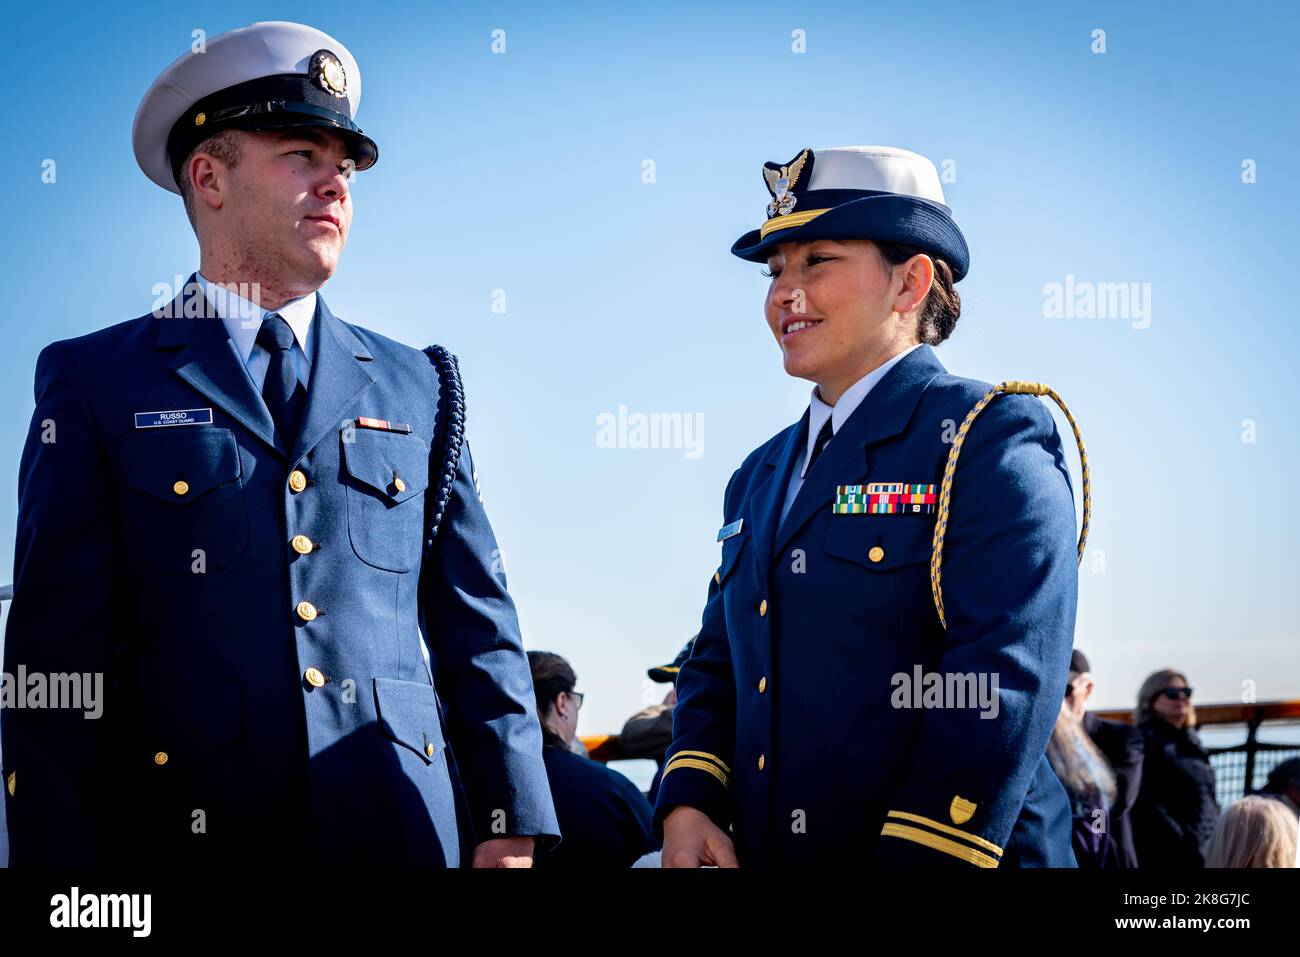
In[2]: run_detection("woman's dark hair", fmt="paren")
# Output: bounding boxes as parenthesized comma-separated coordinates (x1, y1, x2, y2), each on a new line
(527, 650, 576, 720)
(1134, 668, 1194, 726)
(874, 241, 962, 346)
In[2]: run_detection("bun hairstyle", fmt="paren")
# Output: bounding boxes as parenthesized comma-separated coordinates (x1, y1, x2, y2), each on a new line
(874, 241, 962, 346)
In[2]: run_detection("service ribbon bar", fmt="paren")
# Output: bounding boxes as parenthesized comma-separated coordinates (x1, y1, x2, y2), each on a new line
(833, 483, 937, 515)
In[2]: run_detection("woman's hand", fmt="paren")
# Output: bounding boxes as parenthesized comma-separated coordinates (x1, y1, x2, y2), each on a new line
(662, 805, 739, 867)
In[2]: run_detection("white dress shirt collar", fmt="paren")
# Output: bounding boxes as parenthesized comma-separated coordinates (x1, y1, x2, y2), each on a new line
(195, 272, 316, 364)
(798, 343, 922, 478)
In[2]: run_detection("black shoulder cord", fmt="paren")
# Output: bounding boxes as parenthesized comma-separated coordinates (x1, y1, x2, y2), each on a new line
(423, 344, 466, 551)
(421, 344, 475, 860)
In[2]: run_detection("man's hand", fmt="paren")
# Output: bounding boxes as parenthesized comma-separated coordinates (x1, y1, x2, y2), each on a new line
(472, 836, 536, 868)
(662, 805, 739, 868)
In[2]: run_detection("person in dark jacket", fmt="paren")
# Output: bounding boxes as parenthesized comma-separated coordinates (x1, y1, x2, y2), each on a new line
(1066, 650, 1143, 867)
(1252, 757, 1300, 820)
(619, 638, 693, 804)
(1050, 650, 1123, 868)
(1131, 669, 1219, 868)
(528, 652, 659, 868)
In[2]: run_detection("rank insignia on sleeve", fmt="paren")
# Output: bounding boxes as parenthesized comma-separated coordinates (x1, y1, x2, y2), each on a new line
(950, 795, 977, 825)
(832, 482, 937, 515)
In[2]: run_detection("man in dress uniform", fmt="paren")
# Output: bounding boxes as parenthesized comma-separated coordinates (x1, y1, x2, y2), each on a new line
(656, 146, 1079, 867)
(1, 21, 558, 866)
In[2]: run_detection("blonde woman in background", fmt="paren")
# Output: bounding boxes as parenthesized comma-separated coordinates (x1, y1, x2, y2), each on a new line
(1205, 795, 1298, 868)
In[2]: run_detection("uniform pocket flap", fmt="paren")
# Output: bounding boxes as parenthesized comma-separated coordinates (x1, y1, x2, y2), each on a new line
(824, 514, 935, 571)
(373, 676, 446, 764)
(120, 428, 241, 503)
(341, 428, 430, 504)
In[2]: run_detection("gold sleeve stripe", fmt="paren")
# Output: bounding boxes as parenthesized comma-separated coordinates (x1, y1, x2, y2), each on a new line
(660, 757, 729, 789)
(667, 749, 733, 776)
(880, 823, 1000, 868)
(884, 810, 1004, 857)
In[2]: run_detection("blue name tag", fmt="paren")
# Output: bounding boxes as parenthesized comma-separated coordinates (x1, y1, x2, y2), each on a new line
(717, 519, 744, 542)
(134, 408, 214, 429)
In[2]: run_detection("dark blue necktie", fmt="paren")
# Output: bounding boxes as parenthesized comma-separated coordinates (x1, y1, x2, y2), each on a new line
(807, 416, 835, 470)
(255, 314, 306, 445)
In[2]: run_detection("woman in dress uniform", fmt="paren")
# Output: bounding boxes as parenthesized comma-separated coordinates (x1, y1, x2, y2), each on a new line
(654, 146, 1085, 868)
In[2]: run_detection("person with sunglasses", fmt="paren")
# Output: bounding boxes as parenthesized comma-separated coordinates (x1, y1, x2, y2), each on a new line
(1131, 669, 1220, 867)
(527, 652, 659, 868)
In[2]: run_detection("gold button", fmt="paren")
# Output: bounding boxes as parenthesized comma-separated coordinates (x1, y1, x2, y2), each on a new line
(6, 771, 14, 796)
(304, 667, 326, 688)
(424, 742, 435, 758)
(758, 676, 767, 694)
(296, 600, 318, 622)
(154, 751, 168, 766)
(291, 535, 314, 555)
(288, 470, 308, 493)
(868, 546, 885, 563)
(714, 570, 721, 586)
(393, 475, 407, 493)
(172, 480, 189, 496)
(759, 599, 768, 617)
(757, 754, 766, 771)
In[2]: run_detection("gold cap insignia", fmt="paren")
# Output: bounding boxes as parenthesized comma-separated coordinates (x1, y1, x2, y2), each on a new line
(194, 112, 206, 126)
(762, 148, 812, 218)
(309, 49, 348, 98)
(950, 795, 977, 825)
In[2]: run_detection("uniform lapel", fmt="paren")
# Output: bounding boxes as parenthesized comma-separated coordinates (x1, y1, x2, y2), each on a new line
(289, 295, 375, 466)
(748, 413, 808, 575)
(156, 275, 283, 457)
(770, 345, 948, 559)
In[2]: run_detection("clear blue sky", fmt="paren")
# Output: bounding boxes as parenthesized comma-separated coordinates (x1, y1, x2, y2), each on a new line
(1, 0, 1296, 759)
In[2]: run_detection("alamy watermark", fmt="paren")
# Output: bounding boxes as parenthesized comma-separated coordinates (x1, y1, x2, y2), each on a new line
(150, 274, 263, 327)
(891, 666, 1000, 719)
(1042, 274, 1151, 329)
(595, 405, 704, 460)
(1, 667, 103, 718)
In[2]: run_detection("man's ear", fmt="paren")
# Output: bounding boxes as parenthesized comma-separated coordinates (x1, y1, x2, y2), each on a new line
(190, 153, 227, 213)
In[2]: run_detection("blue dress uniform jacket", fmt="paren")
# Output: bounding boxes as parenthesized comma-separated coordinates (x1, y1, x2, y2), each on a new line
(1, 279, 559, 866)
(654, 345, 1078, 867)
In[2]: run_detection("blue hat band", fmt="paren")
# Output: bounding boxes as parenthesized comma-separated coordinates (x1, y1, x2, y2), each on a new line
(734, 189, 969, 280)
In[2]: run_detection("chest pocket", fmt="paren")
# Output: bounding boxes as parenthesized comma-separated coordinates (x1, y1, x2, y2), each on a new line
(341, 428, 431, 572)
(824, 513, 936, 571)
(715, 524, 750, 587)
(118, 428, 249, 574)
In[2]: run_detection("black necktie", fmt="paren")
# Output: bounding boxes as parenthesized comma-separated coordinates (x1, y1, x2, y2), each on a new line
(255, 314, 306, 445)
(807, 416, 835, 471)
